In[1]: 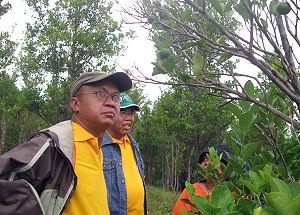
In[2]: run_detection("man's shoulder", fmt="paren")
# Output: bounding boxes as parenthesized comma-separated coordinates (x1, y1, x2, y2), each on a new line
(26, 120, 73, 148)
(102, 132, 114, 145)
(46, 120, 74, 161)
(47, 120, 72, 133)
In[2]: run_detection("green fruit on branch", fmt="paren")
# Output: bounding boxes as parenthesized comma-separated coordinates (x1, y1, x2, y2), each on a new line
(158, 48, 171, 60)
(276, 1, 291, 15)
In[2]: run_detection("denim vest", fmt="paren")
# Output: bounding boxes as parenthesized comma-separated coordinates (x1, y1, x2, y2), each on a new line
(102, 132, 146, 215)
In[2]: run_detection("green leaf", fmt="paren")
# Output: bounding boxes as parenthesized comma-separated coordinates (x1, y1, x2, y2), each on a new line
(183, 211, 194, 215)
(241, 141, 262, 160)
(260, 18, 268, 28)
(224, 0, 237, 13)
(288, 182, 300, 199)
(192, 52, 203, 76)
(248, 171, 264, 192)
(180, 197, 194, 206)
(263, 164, 273, 176)
(182, 8, 193, 21)
(239, 112, 256, 134)
(164, 57, 176, 71)
(192, 194, 221, 215)
(224, 9, 235, 19)
(235, 198, 255, 214)
(238, 100, 252, 112)
(223, 162, 234, 180)
(260, 151, 274, 163)
(234, 2, 250, 21)
(211, 185, 234, 208)
(269, 0, 279, 15)
(244, 80, 255, 97)
(220, 53, 233, 62)
(185, 181, 196, 196)
(229, 158, 245, 173)
(151, 61, 168, 76)
(226, 102, 242, 118)
(208, 0, 224, 15)
(178, 73, 192, 82)
(225, 135, 241, 155)
(268, 177, 291, 198)
(265, 192, 292, 214)
(234, 128, 246, 144)
(240, 178, 256, 193)
(152, 33, 164, 48)
(253, 207, 278, 215)
(292, 193, 300, 212)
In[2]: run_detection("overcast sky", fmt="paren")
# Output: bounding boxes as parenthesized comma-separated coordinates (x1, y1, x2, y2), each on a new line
(0, 0, 165, 103)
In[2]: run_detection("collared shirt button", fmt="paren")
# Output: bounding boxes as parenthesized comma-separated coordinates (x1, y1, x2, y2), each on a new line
(121, 180, 125, 183)
(119, 162, 122, 166)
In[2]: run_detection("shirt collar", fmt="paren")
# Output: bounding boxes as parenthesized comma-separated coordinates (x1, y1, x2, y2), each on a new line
(108, 132, 130, 145)
(72, 122, 95, 142)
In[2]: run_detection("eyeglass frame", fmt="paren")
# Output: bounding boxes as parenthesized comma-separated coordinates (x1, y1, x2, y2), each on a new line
(120, 109, 136, 117)
(75, 90, 122, 104)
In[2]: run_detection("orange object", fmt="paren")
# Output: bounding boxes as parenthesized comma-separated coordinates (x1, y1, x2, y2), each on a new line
(172, 182, 208, 215)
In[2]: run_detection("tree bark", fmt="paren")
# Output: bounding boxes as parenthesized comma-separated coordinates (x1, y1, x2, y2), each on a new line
(187, 146, 194, 182)
(0, 113, 6, 155)
(17, 110, 29, 145)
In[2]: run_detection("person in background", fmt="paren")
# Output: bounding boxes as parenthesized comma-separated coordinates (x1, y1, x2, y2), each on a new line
(172, 143, 231, 215)
(0, 71, 132, 215)
(102, 92, 146, 215)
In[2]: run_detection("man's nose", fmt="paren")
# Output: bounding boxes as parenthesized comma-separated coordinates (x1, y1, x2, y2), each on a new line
(104, 96, 118, 107)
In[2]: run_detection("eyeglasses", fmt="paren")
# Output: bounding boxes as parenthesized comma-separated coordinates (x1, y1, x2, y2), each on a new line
(76, 90, 121, 104)
(120, 110, 135, 117)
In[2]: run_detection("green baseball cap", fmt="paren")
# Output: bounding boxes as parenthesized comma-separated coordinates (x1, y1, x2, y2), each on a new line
(120, 93, 140, 111)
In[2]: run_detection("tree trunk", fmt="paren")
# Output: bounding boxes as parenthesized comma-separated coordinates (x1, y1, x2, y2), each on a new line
(173, 142, 179, 190)
(18, 110, 24, 145)
(187, 146, 194, 181)
(171, 144, 176, 190)
(0, 113, 6, 155)
(164, 151, 170, 190)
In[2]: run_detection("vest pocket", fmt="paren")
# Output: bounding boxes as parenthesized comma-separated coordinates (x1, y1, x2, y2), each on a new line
(103, 159, 116, 184)
(103, 159, 117, 204)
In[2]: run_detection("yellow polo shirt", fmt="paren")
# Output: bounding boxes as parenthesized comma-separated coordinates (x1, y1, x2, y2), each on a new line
(63, 122, 110, 215)
(110, 134, 144, 215)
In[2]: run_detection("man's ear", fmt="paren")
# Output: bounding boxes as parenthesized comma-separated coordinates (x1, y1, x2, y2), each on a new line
(69, 97, 80, 112)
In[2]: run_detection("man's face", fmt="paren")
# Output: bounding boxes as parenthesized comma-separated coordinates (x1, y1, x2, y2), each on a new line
(200, 155, 211, 171)
(70, 80, 120, 136)
(109, 108, 135, 138)
(200, 155, 224, 173)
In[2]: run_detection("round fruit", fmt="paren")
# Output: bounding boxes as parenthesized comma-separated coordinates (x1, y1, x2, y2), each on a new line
(276, 1, 291, 15)
(158, 48, 171, 60)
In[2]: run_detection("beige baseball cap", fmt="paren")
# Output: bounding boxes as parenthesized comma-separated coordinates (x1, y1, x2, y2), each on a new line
(70, 71, 132, 97)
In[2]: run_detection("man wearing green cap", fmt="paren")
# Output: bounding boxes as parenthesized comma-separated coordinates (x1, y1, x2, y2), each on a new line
(102, 93, 146, 215)
(0, 71, 132, 215)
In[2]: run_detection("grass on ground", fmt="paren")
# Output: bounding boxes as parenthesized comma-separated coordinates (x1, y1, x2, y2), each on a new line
(146, 185, 180, 215)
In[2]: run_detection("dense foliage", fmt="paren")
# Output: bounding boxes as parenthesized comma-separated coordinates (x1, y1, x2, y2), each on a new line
(0, 0, 132, 151)
(125, 0, 300, 214)
(134, 86, 232, 189)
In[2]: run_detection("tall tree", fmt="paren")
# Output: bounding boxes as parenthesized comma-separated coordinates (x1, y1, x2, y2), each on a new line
(18, 0, 133, 124)
(0, 1, 18, 155)
(126, 0, 300, 130)
(136, 86, 232, 189)
(126, 1, 300, 213)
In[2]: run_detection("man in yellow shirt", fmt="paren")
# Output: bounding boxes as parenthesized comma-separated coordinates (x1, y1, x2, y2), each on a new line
(102, 93, 147, 215)
(63, 72, 132, 215)
(0, 71, 132, 215)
